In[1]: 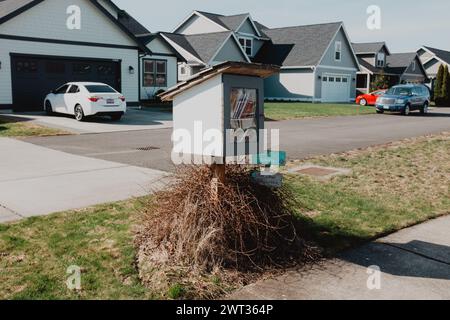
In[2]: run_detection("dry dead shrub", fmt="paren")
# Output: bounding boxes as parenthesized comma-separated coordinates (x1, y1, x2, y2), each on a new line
(136, 166, 314, 280)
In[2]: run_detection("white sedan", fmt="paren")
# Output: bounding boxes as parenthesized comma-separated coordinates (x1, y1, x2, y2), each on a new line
(44, 82, 126, 121)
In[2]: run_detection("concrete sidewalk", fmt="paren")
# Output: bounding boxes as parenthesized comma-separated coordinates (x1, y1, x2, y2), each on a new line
(231, 215, 450, 300)
(0, 138, 168, 223)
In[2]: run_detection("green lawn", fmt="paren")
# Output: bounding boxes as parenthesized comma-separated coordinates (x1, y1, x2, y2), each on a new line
(265, 102, 375, 120)
(0, 117, 68, 137)
(0, 200, 155, 300)
(1, 133, 448, 299)
(289, 133, 450, 252)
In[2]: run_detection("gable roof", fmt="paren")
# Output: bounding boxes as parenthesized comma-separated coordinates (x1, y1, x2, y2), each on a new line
(352, 42, 390, 55)
(422, 46, 450, 65)
(117, 10, 151, 37)
(0, 0, 150, 53)
(253, 22, 344, 67)
(160, 61, 279, 102)
(175, 10, 266, 38)
(161, 31, 248, 64)
(357, 57, 400, 76)
(386, 52, 427, 76)
(0, 0, 41, 24)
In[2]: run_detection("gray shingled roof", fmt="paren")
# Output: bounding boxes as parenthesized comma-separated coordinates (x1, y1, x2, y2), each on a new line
(387, 52, 417, 68)
(162, 31, 234, 64)
(423, 46, 450, 64)
(0, 0, 151, 37)
(0, 0, 36, 22)
(196, 10, 266, 37)
(357, 57, 402, 75)
(117, 10, 151, 37)
(352, 42, 387, 54)
(359, 52, 421, 76)
(253, 22, 342, 67)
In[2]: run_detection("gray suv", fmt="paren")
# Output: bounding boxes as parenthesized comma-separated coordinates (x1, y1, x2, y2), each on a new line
(375, 84, 430, 116)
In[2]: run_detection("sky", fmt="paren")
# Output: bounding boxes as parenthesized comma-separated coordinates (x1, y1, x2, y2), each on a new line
(113, 0, 450, 52)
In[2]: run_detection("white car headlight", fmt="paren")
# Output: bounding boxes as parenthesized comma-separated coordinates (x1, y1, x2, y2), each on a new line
(396, 99, 405, 104)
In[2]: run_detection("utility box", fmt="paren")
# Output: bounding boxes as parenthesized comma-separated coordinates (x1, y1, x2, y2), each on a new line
(160, 62, 279, 165)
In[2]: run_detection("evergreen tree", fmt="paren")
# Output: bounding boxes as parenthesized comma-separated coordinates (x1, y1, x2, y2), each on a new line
(434, 64, 445, 103)
(442, 65, 450, 105)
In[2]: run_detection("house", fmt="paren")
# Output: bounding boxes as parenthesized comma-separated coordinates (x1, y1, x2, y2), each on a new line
(254, 22, 360, 103)
(417, 46, 450, 91)
(168, 11, 360, 103)
(353, 42, 428, 94)
(159, 31, 250, 82)
(157, 10, 272, 81)
(92, 2, 182, 101)
(0, 0, 151, 111)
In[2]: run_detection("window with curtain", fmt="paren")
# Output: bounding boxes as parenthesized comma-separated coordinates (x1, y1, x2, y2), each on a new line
(143, 60, 167, 87)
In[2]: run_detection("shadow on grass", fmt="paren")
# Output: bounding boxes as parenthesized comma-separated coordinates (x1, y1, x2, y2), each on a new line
(0, 115, 34, 124)
(294, 216, 373, 256)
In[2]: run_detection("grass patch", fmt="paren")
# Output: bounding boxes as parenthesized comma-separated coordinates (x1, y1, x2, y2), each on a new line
(0, 117, 68, 137)
(0, 199, 154, 300)
(0, 133, 448, 299)
(288, 133, 450, 253)
(265, 102, 375, 120)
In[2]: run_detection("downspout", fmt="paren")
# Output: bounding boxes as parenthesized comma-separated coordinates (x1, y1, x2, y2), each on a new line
(312, 66, 317, 103)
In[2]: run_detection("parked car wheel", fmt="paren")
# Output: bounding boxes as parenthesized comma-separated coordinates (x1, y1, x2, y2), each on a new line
(74, 105, 85, 121)
(402, 104, 411, 116)
(359, 98, 367, 106)
(110, 114, 122, 121)
(45, 100, 53, 115)
(420, 102, 429, 115)
(376, 110, 384, 114)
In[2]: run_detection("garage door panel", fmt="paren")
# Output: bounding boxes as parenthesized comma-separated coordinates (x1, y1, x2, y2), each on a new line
(321, 74, 350, 103)
(11, 55, 121, 112)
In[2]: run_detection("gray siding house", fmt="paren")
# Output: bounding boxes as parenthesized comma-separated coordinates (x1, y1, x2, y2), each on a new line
(100, 2, 182, 101)
(354, 42, 428, 94)
(254, 22, 360, 102)
(417, 46, 450, 91)
(0, 0, 149, 111)
(168, 11, 360, 103)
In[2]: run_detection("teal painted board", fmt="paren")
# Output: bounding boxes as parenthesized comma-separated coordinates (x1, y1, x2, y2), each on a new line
(252, 151, 287, 166)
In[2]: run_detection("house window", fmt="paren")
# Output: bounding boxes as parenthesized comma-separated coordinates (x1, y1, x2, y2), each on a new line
(412, 60, 416, 72)
(16, 60, 38, 73)
(239, 37, 253, 56)
(377, 52, 385, 67)
(143, 59, 167, 87)
(180, 66, 186, 75)
(335, 41, 342, 61)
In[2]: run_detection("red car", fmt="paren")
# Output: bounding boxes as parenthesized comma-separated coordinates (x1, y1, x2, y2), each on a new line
(356, 90, 387, 106)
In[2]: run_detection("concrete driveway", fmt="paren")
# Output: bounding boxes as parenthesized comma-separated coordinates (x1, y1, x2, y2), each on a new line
(231, 215, 450, 300)
(0, 107, 172, 134)
(0, 138, 168, 223)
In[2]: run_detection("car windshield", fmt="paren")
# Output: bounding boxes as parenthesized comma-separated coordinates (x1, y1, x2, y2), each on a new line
(85, 85, 116, 93)
(387, 87, 412, 96)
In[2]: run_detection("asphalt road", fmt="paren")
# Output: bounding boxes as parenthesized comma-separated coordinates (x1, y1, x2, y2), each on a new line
(25, 110, 450, 172)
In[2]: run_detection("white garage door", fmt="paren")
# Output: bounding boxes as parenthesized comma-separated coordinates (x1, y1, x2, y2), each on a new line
(321, 75, 350, 103)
